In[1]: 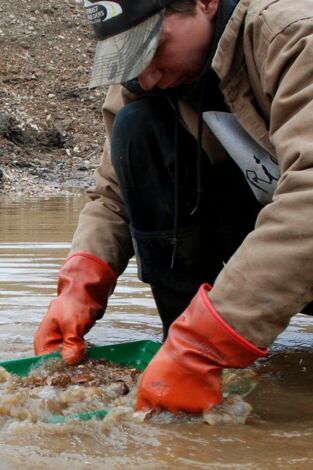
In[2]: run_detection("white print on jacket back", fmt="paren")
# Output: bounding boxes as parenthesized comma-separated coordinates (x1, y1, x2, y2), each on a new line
(203, 111, 280, 205)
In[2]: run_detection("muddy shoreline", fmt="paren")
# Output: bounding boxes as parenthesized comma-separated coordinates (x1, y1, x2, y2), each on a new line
(0, 0, 106, 197)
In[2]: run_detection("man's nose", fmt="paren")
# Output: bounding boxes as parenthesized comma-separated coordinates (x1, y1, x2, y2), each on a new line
(138, 64, 163, 91)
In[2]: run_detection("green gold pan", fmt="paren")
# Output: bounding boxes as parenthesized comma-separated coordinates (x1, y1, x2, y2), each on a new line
(0, 340, 161, 424)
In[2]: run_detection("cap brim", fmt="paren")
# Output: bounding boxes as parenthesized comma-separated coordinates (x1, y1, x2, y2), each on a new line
(89, 11, 164, 88)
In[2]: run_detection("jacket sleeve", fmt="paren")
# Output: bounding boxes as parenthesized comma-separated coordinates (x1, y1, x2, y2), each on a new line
(209, 15, 313, 347)
(70, 85, 134, 276)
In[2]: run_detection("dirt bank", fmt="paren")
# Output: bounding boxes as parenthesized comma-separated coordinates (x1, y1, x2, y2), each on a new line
(0, 0, 107, 197)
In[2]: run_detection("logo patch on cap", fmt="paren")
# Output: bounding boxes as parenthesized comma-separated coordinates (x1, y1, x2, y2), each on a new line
(84, 0, 123, 25)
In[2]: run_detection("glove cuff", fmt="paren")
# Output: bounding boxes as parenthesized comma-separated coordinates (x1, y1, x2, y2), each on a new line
(66, 252, 117, 292)
(200, 283, 268, 360)
(58, 252, 117, 309)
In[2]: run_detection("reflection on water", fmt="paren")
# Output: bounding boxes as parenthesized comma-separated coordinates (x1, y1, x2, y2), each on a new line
(0, 193, 162, 359)
(0, 193, 313, 469)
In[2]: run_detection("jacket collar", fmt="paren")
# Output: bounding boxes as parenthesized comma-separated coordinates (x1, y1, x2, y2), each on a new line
(212, 0, 250, 84)
(201, 0, 240, 76)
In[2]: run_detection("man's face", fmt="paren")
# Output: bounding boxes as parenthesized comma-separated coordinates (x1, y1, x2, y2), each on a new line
(138, 0, 218, 91)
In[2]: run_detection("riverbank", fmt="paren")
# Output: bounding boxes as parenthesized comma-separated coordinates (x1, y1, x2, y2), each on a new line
(0, 0, 106, 197)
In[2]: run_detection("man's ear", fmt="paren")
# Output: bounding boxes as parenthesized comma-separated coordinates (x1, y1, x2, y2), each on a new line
(199, 0, 219, 20)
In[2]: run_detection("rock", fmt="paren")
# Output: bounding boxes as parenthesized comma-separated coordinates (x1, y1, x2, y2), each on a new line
(0, 112, 24, 144)
(35, 128, 67, 149)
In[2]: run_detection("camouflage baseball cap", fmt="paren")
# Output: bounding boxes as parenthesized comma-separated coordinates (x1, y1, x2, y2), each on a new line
(84, 0, 174, 88)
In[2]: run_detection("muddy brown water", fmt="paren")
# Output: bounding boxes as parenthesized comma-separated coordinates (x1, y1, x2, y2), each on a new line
(0, 192, 312, 470)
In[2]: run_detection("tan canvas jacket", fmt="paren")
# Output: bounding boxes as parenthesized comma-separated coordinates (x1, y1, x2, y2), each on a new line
(71, 0, 313, 347)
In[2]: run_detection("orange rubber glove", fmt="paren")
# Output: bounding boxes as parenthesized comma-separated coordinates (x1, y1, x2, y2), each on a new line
(136, 283, 267, 414)
(34, 252, 116, 365)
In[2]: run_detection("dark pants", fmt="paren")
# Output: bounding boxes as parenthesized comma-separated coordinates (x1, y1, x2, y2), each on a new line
(111, 97, 263, 337)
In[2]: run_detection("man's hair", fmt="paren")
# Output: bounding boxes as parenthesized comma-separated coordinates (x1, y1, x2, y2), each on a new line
(166, 0, 197, 14)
